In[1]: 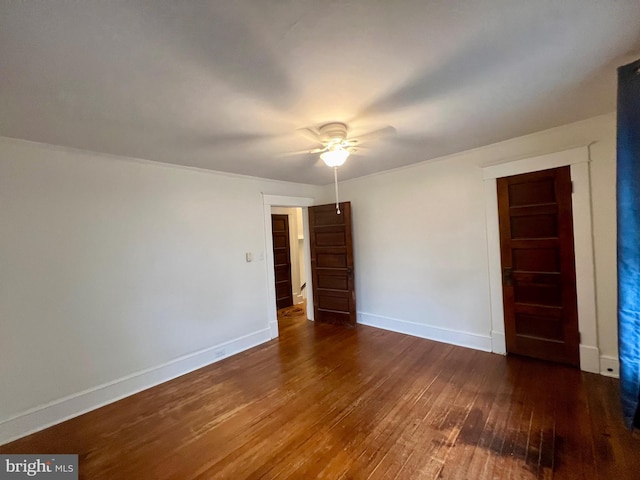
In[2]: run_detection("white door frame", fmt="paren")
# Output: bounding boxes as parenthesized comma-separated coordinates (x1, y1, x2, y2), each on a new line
(482, 146, 600, 373)
(263, 194, 315, 338)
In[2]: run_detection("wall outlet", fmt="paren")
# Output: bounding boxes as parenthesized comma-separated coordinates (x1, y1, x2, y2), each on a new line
(600, 356, 619, 378)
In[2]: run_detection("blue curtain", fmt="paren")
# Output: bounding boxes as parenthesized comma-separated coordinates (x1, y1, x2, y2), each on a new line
(618, 58, 640, 429)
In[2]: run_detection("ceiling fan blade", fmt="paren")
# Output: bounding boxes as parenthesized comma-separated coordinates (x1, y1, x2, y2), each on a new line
(279, 146, 326, 157)
(353, 125, 397, 143)
(296, 127, 322, 143)
(347, 146, 369, 154)
(279, 150, 313, 157)
(309, 147, 327, 154)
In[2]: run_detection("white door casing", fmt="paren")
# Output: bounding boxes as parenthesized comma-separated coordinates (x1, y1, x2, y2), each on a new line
(482, 146, 600, 373)
(262, 194, 315, 338)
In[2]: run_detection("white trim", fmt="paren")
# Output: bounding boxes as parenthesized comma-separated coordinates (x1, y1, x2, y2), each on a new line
(482, 146, 600, 373)
(580, 345, 601, 374)
(491, 331, 506, 355)
(262, 195, 315, 337)
(570, 162, 599, 354)
(484, 178, 505, 351)
(0, 328, 271, 446)
(262, 194, 315, 207)
(599, 355, 620, 378)
(0, 136, 322, 187)
(269, 321, 279, 338)
(358, 312, 492, 352)
(301, 208, 313, 319)
(482, 146, 589, 179)
(335, 114, 611, 188)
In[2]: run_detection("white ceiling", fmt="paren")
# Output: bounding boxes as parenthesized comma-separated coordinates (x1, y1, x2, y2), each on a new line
(1, 1, 639, 185)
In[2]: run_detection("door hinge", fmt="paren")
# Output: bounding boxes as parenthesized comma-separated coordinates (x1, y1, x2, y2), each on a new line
(579, 331, 582, 343)
(571, 181, 574, 194)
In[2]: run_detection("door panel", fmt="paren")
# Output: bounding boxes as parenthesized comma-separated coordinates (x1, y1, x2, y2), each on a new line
(314, 229, 347, 246)
(316, 271, 349, 290)
(274, 251, 289, 265)
(271, 214, 293, 310)
(510, 215, 558, 238)
(497, 166, 580, 366)
(316, 250, 348, 268)
(515, 312, 563, 340)
(512, 248, 559, 271)
(309, 202, 356, 327)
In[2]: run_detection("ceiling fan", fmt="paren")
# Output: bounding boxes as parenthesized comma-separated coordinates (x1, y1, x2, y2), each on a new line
(292, 122, 395, 214)
(298, 122, 358, 167)
(295, 122, 396, 164)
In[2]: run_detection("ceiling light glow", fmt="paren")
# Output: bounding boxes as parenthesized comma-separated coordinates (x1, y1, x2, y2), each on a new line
(320, 146, 350, 167)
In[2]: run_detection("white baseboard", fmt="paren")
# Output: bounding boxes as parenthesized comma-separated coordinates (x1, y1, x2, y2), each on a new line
(600, 355, 620, 378)
(358, 312, 492, 352)
(269, 321, 279, 338)
(0, 328, 271, 446)
(579, 344, 600, 374)
(491, 331, 506, 355)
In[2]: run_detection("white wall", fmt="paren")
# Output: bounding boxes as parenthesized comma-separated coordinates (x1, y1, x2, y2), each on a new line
(322, 113, 618, 366)
(0, 137, 321, 443)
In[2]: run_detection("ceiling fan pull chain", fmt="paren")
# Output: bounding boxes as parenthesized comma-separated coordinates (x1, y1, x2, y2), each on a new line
(334, 166, 341, 215)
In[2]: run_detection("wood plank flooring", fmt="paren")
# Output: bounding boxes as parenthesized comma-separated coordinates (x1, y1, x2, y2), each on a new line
(2, 308, 639, 479)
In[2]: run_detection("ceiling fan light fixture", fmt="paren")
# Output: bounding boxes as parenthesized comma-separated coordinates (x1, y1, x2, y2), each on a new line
(320, 145, 350, 167)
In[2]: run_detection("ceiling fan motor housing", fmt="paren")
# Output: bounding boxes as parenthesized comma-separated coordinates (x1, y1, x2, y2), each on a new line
(319, 122, 348, 144)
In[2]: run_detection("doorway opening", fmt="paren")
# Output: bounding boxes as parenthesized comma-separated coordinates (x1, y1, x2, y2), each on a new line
(271, 207, 308, 321)
(262, 194, 314, 339)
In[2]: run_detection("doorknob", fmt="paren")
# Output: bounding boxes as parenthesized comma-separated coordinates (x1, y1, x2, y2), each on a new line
(502, 267, 513, 286)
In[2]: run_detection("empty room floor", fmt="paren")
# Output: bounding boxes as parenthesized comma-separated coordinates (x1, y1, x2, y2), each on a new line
(2, 308, 639, 479)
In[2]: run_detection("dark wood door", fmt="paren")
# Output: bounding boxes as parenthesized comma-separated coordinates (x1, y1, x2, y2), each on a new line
(271, 214, 293, 310)
(309, 202, 356, 326)
(497, 166, 580, 366)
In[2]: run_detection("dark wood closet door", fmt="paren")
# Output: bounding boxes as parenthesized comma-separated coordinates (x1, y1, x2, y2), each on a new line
(497, 166, 580, 366)
(272, 214, 293, 310)
(309, 202, 356, 326)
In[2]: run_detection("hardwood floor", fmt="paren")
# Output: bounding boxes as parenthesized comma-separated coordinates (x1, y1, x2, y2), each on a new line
(2, 308, 639, 479)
